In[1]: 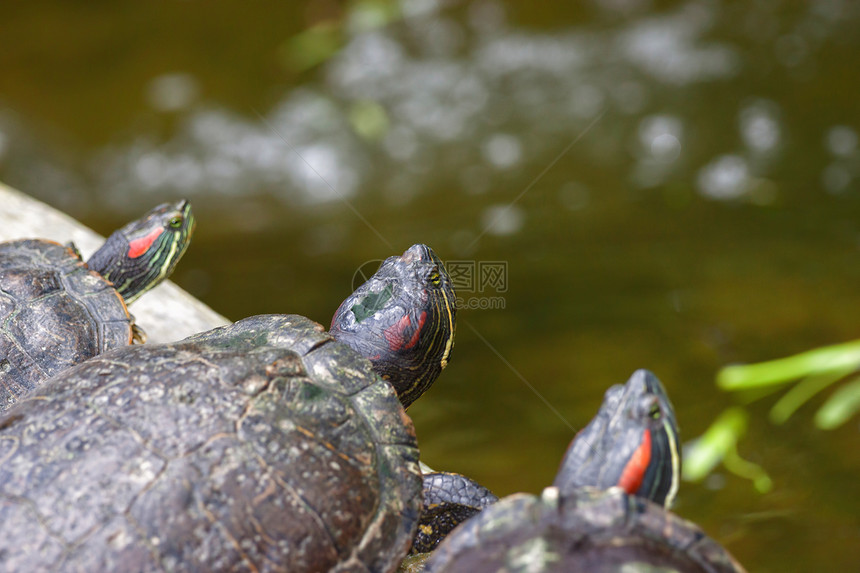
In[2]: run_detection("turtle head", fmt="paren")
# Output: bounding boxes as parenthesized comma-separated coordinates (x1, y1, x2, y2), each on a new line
(86, 200, 195, 303)
(330, 244, 456, 408)
(552, 369, 681, 507)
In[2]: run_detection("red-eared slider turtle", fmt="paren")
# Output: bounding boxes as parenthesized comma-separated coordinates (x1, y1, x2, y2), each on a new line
(413, 371, 746, 573)
(0, 200, 194, 410)
(0, 243, 455, 573)
(411, 368, 681, 554)
(552, 366, 681, 507)
(330, 244, 455, 408)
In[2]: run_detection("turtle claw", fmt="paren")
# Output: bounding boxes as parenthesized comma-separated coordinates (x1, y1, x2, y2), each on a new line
(65, 241, 83, 260)
(132, 320, 147, 344)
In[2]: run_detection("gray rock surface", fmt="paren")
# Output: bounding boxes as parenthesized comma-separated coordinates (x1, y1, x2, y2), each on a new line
(0, 182, 229, 343)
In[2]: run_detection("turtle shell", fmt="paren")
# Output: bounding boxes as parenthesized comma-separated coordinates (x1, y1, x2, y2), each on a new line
(424, 487, 747, 573)
(0, 239, 132, 409)
(0, 314, 422, 572)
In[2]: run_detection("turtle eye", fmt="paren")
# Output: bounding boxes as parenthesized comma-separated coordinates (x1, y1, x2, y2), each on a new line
(428, 266, 441, 287)
(648, 401, 662, 420)
(168, 215, 184, 229)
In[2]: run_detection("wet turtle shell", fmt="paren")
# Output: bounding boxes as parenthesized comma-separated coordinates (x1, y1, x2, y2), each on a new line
(0, 314, 422, 572)
(0, 239, 133, 407)
(424, 486, 747, 573)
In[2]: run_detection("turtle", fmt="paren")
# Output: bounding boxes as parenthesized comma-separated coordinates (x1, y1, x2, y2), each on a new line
(410, 368, 681, 555)
(408, 370, 746, 573)
(0, 243, 456, 573)
(0, 200, 195, 410)
(551, 366, 681, 507)
(330, 243, 456, 408)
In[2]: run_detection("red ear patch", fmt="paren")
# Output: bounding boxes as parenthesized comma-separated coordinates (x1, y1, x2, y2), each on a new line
(384, 311, 427, 352)
(127, 228, 164, 258)
(616, 428, 652, 495)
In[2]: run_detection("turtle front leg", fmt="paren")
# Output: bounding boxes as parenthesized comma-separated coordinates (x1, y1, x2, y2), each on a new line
(411, 471, 499, 554)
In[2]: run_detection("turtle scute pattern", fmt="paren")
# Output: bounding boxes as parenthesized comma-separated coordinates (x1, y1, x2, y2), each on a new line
(0, 239, 131, 408)
(0, 314, 422, 573)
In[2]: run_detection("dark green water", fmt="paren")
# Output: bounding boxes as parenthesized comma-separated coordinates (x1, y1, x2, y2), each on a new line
(2, 1, 859, 570)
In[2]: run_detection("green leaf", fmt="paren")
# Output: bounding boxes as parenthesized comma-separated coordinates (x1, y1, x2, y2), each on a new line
(279, 22, 343, 72)
(683, 407, 748, 482)
(815, 377, 860, 429)
(718, 340, 860, 390)
(349, 100, 390, 141)
(683, 406, 773, 492)
(723, 444, 773, 493)
(768, 366, 854, 424)
(348, 0, 400, 33)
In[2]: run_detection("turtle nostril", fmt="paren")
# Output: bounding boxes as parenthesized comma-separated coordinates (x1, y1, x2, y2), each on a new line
(400, 244, 430, 264)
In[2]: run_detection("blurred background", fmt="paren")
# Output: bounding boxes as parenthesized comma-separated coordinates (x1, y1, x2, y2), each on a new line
(1, 0, 859, 570)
